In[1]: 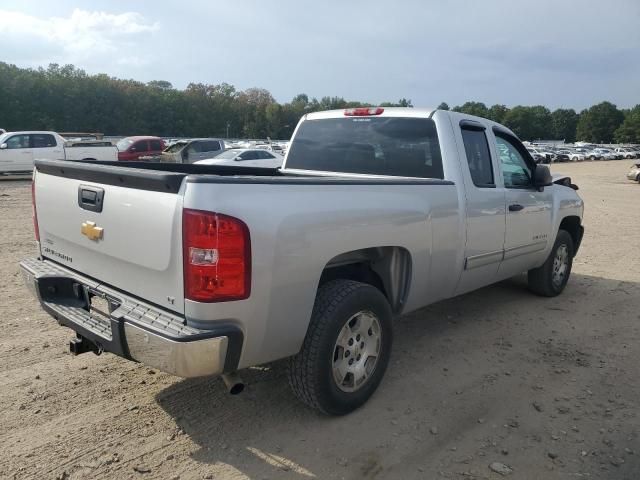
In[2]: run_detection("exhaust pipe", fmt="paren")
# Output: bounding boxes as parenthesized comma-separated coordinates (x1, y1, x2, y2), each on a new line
(221, 372, 245, 395)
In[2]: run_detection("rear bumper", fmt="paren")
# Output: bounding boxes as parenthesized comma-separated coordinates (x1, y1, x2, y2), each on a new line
(20, 257, 242, 378)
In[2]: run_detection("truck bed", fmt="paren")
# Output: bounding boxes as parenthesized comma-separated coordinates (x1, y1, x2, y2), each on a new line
(35, 159, 453, 193)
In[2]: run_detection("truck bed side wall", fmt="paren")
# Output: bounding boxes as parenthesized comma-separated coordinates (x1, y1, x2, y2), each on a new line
(183, 182, 460, 368)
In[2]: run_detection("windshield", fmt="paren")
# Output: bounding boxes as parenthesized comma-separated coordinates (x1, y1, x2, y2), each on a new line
(286, 117, 443, 178)
(164, 141, 187, 153)
(213, 149, 240, 159)
(116, 138, 134, 151)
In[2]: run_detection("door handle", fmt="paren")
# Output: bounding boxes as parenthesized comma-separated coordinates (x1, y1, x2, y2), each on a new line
(508, 204, 524, 212)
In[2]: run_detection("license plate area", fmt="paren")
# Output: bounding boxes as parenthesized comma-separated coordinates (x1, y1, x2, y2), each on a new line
(87, 288, 120, 320)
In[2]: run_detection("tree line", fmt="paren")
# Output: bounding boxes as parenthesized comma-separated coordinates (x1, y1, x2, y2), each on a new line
(0, 62, 638, 143)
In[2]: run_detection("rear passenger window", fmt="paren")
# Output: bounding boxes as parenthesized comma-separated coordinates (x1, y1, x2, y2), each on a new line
(31, 134, 57, 148)
(461, 128, 494, 187)
(201, 141, 221, 152)
(149, 140, 162, 151)
(134, 141, 148, 152)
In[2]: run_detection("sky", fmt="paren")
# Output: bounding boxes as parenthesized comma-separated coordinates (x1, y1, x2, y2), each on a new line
(0, 0, 638, 110)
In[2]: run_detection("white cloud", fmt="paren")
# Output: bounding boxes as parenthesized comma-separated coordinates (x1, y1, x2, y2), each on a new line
(0, 8, 159, 64)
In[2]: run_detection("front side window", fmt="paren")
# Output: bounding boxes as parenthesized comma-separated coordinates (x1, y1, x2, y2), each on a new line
(116, 138, 133, 151)
(149, 139, 163, 151)
(31, 134, 56, 148)
(5, 134, 30, 149)
(495, 135, 533, 188)
(286, 117, 444, 178)
(461, 128, 494, 187)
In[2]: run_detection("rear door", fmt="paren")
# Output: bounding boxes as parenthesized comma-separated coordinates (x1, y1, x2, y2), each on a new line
(31, 133, 63, 161)
(149, 139, 163, 156)
(198, 140, 223, 161)
(0, 134, 33, 171)
(493, 130, 552, 277)
(454, 120, 507, 295)
(133, 140, 149, 158)
(35, 168, 186, 313)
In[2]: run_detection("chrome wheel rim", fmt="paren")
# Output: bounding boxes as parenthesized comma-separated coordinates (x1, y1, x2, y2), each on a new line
(332, 311, 382, 393)
(552, 244, 569, 288)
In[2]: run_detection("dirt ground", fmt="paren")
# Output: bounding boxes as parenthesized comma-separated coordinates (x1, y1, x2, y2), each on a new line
(1, 161, 639, 480)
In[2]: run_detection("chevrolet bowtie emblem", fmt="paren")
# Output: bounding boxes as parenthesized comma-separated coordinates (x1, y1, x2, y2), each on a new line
(81, 221, 104, 241)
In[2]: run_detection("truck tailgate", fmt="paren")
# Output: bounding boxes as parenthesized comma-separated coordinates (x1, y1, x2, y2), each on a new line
(34, 163, 185, 314)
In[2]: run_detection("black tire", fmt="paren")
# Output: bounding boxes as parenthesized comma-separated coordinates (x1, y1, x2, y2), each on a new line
(287, 279, 393, 415)
(528, 230, 574, 297)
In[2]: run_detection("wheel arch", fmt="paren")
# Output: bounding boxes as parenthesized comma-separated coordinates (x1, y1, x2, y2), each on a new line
(558, 215, 583, 255)
(319, 246, 412, 314)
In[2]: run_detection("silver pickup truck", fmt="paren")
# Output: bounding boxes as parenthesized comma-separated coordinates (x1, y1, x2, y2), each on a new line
(21, 107, 584, 415)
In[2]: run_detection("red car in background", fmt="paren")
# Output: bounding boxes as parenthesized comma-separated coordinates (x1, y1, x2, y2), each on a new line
(116, 136, 165, 161)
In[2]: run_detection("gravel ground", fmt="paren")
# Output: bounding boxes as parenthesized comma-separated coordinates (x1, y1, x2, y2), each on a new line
(1, 161, 639, 480)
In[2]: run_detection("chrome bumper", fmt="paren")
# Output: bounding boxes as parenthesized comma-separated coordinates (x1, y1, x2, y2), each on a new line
(20, 258, 240, 378)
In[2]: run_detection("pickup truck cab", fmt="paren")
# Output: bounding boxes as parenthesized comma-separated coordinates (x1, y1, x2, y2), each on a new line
(0, 131, 118, 173)
(21, 108, 584, 415)
(116, 136, 166, 161)
(154, 138, 226, 163)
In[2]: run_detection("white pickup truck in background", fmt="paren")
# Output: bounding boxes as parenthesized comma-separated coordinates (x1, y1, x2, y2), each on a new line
(0, 131, 118, 173)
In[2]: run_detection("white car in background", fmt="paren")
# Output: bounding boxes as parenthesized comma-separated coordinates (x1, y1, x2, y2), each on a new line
(0, 131, 118, 173)
(195, 148, 283, 168)
(615, 147, 636, 159)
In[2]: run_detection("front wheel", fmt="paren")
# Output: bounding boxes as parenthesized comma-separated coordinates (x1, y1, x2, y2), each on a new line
(288, 280, 393, 415)
(528, 230, 574, 297)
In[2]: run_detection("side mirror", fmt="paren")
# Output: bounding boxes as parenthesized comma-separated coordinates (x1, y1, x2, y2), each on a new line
(533, 164, 552, 190)
(0, 143, 6, 150)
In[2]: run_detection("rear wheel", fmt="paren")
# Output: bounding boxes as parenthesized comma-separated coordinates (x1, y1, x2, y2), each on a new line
(288, 280, 393, 415)
(528, 230, 574, 297)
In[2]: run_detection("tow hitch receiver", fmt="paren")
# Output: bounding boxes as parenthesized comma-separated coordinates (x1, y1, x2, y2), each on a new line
(69, 335, 102, 356)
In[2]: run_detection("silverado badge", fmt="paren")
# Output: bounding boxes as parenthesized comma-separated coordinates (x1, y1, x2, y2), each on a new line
(81, 221, 104, 241)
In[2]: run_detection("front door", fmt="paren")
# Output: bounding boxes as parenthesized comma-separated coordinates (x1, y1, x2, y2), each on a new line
(0, 134, 33, 172)
(494, 132, 552, 278)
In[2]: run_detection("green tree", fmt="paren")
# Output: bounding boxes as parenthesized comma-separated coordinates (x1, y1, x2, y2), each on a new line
(436, 102, 449, 110)
(614, 105, 640, 143)
(487, 104, 509, 123)
(453, 101, 489, 118)
(550, 108, 578, 142)
(502, 106, 552, 140)
(576, 101, 624, 143)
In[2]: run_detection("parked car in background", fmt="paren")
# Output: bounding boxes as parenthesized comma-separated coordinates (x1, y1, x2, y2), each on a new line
(557, 149, 584, 162)
(627, 161, 640, 183)
(116, 136, 165, 161)
(574, 147, 600, 160)
(593, 148, 617, 160)
(552, 149, 571, 162)
(615, 147, 636, 159)
(0, 131, 117, 173)
(195, 148, 284, 168)
(153, 138, 226, 163)
(526, 148, 547, 164)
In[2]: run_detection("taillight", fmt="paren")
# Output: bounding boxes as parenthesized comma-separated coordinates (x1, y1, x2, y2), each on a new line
(183, 209, 251, 302)
(31, 181, 40, 241)
(344, 107, 384, 116)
